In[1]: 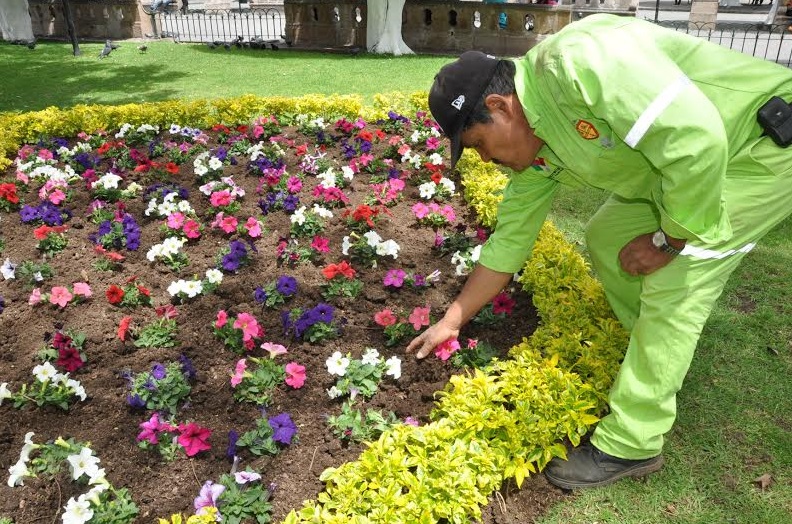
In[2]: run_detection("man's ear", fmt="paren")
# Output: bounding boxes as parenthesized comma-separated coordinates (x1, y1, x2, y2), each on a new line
(483, 94, 514, 118)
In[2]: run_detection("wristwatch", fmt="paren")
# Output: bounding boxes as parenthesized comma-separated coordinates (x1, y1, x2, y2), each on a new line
(651, 230, 681, 256)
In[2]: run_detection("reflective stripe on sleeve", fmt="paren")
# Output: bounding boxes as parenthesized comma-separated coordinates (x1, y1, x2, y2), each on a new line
(679, 242, 756, 260)
(624, 74, 692, 148)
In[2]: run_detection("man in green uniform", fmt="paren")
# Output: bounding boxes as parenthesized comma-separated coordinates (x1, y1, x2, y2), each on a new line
(407, 13, 792, 489)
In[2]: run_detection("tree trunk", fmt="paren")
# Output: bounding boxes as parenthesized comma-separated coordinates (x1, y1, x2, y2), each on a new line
(0, 0, 35, 42)
(60, 0, 81, 56)
(366, 0, 413, 56)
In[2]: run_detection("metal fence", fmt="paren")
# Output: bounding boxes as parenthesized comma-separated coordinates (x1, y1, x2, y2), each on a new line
(151, 7, 286, 43)
(656, 20, 792, 66)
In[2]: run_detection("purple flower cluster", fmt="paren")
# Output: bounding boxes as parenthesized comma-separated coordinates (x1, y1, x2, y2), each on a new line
(250, 155, 286, 177)
(221, 239, 249, 272)
(341, 137, 372, 160)
(89, 213, 141, 251)
(71, 152, 100, 172)
(254, 275, 298, 305)
(268, 413, 297, 445)
(19, 201, 72, 226)
(281, 303, 335, 339)
(258, 190, 299, 215)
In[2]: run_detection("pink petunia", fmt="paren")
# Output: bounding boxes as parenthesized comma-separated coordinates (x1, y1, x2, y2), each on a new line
(49, 286, 73, 308)
(408, 306, 431, 331)
(411, 202, 430, 220)
(284, 362, 306, 389)
(434, 337, 461, 361)
(177, 422, 212, 457)
(426, 136, 440, 150)
(310, 236, 330, 253)
(220, 215, 238, 234)
(230, 359, 247, 387)
(28, 288, 42, 305)
(194, 480, 225, 515)
(233, 312, 260, 342)
(215, 310, 228, 328)
(167, 212, 186, 229)
(383, 269, 406, 288)
(261, 342, 287, 358)
(244, 217, 262, 238)
(72, 282, 92, 298)
(286, 176, 302, 193)
(373, 309, 397, 327)
(183, 220, 201, 239)
(209, 190, 232, 207)
(137, 412, 164, 444)
(440, 205, 456, 222)
(48, 189, 66, 205)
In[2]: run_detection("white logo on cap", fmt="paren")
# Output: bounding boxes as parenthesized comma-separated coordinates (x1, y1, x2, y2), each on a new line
(451, 95, 465, 110)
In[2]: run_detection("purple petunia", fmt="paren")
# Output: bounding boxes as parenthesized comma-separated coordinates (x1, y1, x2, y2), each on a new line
(126, 393, 145, 409)
(151, 363, 167, 380)
(276, 276, 297, 296)
(227, 429, 239, 460)
(254, 286, 268, 304)
(312, 303, 334, 323)
(383, 269, 406, 288)
(179, 354, 196, 381)
(268, 413, 297, 445)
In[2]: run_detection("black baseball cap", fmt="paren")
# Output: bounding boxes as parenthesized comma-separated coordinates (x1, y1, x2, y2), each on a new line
(429, 51, 500, 168)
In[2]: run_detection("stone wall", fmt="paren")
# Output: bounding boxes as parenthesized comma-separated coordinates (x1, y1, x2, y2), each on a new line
(284, 0, 636, 56)
(28, 0, 143, 40)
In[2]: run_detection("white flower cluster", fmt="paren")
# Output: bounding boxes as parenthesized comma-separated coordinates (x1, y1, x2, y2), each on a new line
(246, 140, 286, 162)
(90, 173, 122, 190)
(168, 123, 204, 139)
(146, 236, 187, 263)
(290, 204, 333, 226)
(199, 176, 246, 198)
(33, 362, 87, 400)
(8, 434, 111, 524)
(317, 166, 354, 189)
(400, 148, 424, 169)
(418, 177, 456, 200)
(166, 268, 224, 299)
(342, 231, 400, 259)
(325, 349, 401, 399)
(55, 141, 92, 161)
(193, 151, 224, 178)
(1, 257, 16, 280)
(451, 244, 483, 276)
(115, 122, 159, 139)
(409, 126, 441, 144)
(144, 190, 194, 218)
(16, 161, 78, 183)
(295, 114, 328, 132)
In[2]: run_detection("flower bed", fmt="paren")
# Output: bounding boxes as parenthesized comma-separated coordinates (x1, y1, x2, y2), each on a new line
(0, 95, 626, 524)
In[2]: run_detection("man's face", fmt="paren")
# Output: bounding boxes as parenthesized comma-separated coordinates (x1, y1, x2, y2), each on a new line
(459, 94, 543, 172)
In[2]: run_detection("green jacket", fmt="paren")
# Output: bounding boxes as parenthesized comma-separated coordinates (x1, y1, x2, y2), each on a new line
(478, 14, 792, 274)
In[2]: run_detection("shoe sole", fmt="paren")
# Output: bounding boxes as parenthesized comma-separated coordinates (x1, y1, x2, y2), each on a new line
(545, 455, 665, 490)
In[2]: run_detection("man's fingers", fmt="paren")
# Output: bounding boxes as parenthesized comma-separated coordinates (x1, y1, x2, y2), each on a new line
(415, 343, 432, 360)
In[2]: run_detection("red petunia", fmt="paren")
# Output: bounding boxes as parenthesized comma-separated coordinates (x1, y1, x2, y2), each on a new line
(492, 292, 516, 315)
(177, 422, 212, 457)
(117, 316, 133, 341)
(322, 264, 339, 280)
(165, 162, 179, 174)
(56, 346, 85, 372)
(106, 285, 125, 305)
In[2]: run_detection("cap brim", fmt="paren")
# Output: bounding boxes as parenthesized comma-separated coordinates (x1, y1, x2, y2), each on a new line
(449, 130, 463, 169)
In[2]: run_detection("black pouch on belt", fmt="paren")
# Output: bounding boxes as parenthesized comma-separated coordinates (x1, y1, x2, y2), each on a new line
(757, 96, 792, 148)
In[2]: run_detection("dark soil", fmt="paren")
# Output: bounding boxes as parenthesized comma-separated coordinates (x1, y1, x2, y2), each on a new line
(0, 120, 565, 522)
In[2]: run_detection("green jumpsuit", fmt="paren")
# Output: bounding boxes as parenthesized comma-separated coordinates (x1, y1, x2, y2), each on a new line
(476, 14, 792, 459)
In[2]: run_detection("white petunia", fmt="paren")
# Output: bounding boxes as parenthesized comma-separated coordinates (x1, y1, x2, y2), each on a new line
(312, 204, 333, 219)
(326, 385, 343, 399)
(290, 206, 307, 225)
(169, 124, 182, 134)
(326, 351, 350, 377)
(341, 165, 355, 180)
(183, 280, 203, 298)
(177, 200, 194, 213)
(208, 157, 223, 170)
(61, 496, 93, 524)
(439, 177, 456, 195)
(429, 153, 444, 165)
(470, 244, 482, 262)
(205, 268, 223, 284)
(32, 362, 57, 383)
(7, 459, 30, 487)
(93, 173, 122, 190)
(376, 239, 400, 259)
(363, 231, 383, 248)
(317, 169, 336, 188)
(167, 280, 186, 296)
(410, 130, 421, 143)
(19, 432, 38, 463)
(0, 383, 12, 405)
(418, 182, 436, 200)
(66, 447, 101, 481)
(84, 482, 109, 506)
(385, 356, 402, 380)
(1, 258, 16, 280)
(66, 378, 87, 401)
(361, 348, 381, 366)
(146, 244, 164, 262)
(341, 236, 352, 256)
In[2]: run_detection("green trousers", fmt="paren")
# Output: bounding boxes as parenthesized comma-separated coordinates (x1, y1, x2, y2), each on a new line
(586, 136, 792, 460)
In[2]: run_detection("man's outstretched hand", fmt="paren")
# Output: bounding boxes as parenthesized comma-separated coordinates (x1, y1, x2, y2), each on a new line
(618, 232, 685, 276)
(406, 319, 459, 359)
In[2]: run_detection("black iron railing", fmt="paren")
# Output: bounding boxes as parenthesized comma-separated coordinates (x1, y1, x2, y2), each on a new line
(655, 20, 792, 66)
(150, 7, 285, 43)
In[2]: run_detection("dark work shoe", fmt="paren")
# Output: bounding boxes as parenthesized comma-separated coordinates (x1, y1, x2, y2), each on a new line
(544, 442, 664, 490)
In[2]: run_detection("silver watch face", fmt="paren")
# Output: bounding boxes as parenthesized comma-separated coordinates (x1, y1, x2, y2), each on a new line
(651, 230, 666, 248)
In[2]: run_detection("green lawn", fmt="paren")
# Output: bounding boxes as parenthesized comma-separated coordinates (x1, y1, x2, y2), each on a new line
(2, 38, 790, 523)
(0, 40, 452, 112)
